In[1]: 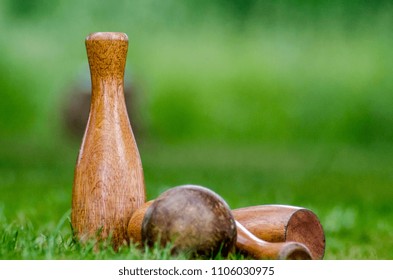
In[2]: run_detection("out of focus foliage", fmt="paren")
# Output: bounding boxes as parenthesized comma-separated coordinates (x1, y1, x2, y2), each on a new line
(0, 0, 392, 145)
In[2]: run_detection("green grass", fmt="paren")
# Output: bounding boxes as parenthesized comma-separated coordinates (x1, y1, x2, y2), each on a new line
(1, 139, 393, 259)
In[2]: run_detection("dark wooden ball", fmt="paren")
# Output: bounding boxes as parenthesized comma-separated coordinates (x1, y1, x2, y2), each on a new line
(141, 185, 237, 258)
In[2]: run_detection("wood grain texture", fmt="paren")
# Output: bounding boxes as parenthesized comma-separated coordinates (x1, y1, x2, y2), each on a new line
(232, 205, 325, 259)
(236, 221, 311, 260)
(127, 200, 153, 245)
(71, 32, 146, 249)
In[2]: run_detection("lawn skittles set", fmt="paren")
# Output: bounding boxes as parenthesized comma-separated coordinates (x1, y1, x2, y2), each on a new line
(71, 32, 325, 260)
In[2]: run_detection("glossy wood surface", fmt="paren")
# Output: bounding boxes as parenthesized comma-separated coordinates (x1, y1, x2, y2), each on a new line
(71, 32, 146, 249)
(233, 205, 325, 259)
(235, 221, 311, 260)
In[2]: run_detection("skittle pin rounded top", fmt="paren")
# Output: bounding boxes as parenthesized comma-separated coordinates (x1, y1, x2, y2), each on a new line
(86, 32, 128, 42)
(141, 185, 237, 258)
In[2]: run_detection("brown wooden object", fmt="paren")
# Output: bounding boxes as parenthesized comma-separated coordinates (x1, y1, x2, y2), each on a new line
(127, 200, 153, 245)
(71, 32, 146, 249)
(236, 221, 311, 260)
(232, 205, 325, 259)
(128, 200, 312, 260)
(141, 185, 237, 258)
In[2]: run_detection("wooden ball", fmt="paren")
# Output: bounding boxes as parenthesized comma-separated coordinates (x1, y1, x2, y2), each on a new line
(141, 185, 237, 258)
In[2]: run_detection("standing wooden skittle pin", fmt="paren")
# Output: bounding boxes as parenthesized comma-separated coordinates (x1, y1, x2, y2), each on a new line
(71, 32, 146, 249)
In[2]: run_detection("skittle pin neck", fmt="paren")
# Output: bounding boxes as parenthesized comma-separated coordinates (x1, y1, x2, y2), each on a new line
(85, 32, 128, 80)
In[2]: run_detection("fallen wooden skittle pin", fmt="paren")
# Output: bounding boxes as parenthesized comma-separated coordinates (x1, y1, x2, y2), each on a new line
(128, 193, 312, 260)
(235, 221, 311, 260)
(71, 32, 146, 249)
(232, 205, 325, 259)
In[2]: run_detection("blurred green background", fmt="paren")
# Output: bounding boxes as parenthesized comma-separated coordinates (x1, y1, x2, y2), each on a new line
(1, 0, 393, 259)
